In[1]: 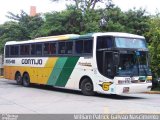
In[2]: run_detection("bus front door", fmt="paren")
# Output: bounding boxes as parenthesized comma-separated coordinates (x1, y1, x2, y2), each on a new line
(103, 51, 114, 79)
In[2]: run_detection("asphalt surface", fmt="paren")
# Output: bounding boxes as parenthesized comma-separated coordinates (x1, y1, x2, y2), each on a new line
(0, 78, 160, 114)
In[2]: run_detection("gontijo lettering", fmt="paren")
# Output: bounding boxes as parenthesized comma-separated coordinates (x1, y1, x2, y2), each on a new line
(22, 59, 42, 65)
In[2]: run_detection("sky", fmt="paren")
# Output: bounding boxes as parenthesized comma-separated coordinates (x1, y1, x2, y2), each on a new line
(0, 0, 160, 24)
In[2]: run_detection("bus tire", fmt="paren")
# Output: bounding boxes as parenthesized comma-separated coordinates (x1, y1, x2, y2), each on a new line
(22, 73, 30, 87)
(15, 72, 22, 85)
(80, 78, 94, 96)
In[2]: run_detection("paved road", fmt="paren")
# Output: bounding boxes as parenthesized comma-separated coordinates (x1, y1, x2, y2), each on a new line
(0, 79, 160, 114)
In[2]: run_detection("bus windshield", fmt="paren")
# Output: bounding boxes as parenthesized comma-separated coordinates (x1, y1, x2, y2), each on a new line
(115, 37, 147, 49)
(117, 51, 152, 77)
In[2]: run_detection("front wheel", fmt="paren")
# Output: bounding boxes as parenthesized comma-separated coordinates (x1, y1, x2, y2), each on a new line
(81, 78, 95, 96)
(22, 73, 30, 87)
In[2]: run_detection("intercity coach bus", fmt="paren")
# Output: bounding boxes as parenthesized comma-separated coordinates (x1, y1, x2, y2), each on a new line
(4, 32, 152, 95)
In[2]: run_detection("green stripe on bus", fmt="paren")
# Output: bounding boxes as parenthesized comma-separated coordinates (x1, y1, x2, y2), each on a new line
(47, 57, 68, 86)
(55, 57, 79, 87)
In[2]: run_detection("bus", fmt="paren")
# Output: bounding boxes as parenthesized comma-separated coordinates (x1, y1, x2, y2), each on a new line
(3, 32, 152, 95)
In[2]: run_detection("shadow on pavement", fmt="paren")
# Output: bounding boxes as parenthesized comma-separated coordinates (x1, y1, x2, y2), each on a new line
(7, 81, 146, 100)
(95, 93, 146, 100)
(31, 84, 146, 100)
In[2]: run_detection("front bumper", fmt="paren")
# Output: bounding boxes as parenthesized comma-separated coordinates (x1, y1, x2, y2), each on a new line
(114, 83, 152, 94)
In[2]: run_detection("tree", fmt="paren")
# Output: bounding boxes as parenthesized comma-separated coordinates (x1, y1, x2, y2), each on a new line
(125, 8, 150, 36)
(38, 7, 83, 36)
(0, 11, 44, 54)
(102, 7, 150, 35)
(39, 6, 103, 35)
(0, 21, 25, 53)
(50, 0, 114, 12)
(147, 14, 160, 77)
(7, 10, 44, 39)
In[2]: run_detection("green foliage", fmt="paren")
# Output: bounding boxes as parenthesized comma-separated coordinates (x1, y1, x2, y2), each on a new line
(0, 3, 160, 78)
(50, 0, 114, 11)
(0, 21, 26, 53)
(124, 8, 150, 36)
(39, 8, 82, 36)
(0, 6, 151, 51)
(104, 7, 150, 35)
(6, 10, 44, 39)
(0, 11, 44, 53)
(80, 10, 101, 34)
(147, 14, 160, 77)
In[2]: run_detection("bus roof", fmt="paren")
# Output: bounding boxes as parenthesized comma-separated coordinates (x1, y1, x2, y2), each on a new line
(92, 32, 145, 39)
(5, 34, 80, 45)
(5, 32, 145, 45)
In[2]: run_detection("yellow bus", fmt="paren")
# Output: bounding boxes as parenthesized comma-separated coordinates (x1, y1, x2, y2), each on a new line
(4, 32, 152, 95)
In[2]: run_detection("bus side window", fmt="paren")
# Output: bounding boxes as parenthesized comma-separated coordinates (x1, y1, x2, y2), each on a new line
(84, 40, 93, 53)
(36, 44, 42, 56)
(75, 40, 83, 54)
(20, 45, 29, 56)
(66, 42, 73, 54)
(31, 44, 42, 56)
(97, 36, 113, 49)
(44, 43, 49, 55)
(31, 44, 36, 55)
(50, 43, 56, 54)
(10, 45, 19, 56)
(43, 43, 56, 55)
(10, 46, 14, 56)
(5, 45, 10, 57)
(58, 42, 65, 54)
(14, 46, 19, 56)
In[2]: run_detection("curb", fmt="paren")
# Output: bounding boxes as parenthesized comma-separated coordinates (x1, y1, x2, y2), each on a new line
(0, 76, 4, 78)
(144, 91, 160, 94)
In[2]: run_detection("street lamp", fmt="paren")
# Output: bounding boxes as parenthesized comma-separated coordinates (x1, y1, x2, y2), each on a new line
(106, 0, 115, 9)
(99, 0, 114, 28)
(100, 17, 107, 27)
